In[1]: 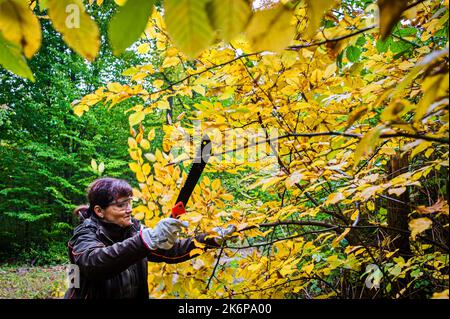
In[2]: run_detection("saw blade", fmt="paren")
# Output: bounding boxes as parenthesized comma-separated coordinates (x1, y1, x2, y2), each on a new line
(175, 134, 212, 207)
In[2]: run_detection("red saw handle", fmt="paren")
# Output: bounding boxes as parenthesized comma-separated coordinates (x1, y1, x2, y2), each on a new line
(171, 201, 186, 218)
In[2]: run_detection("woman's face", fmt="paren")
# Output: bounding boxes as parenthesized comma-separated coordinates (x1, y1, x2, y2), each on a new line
(95, 196, 133, 228)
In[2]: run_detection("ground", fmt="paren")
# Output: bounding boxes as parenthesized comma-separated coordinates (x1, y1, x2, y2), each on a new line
(0, 265, 66, 299)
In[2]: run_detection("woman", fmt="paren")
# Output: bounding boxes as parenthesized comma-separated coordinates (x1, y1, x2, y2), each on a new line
(64, 177, 234, 299)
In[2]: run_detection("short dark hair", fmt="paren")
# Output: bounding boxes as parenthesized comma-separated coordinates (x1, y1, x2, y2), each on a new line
(73, 177, 133, 220)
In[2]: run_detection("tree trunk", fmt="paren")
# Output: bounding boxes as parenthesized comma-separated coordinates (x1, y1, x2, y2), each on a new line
(386, 152, 412, 258)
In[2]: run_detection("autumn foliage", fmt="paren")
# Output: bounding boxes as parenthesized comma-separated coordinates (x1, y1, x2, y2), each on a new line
(1, 0, 448, 299)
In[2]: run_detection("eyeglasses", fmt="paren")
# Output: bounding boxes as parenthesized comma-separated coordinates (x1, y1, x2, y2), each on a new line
(109, 196, 137, 210)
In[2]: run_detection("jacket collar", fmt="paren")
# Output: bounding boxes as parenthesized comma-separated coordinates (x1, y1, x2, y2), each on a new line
(90, 214, 137, 244)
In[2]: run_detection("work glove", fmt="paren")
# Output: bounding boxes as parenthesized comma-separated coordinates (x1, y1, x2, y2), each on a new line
(141, 218, 188, 250)
(212, 225, 237, 246)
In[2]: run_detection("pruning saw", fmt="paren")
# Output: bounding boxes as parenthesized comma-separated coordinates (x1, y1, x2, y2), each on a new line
(170, 134, 212, 218)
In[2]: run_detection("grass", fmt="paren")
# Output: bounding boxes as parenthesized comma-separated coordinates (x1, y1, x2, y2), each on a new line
(0, 264, 67, 299)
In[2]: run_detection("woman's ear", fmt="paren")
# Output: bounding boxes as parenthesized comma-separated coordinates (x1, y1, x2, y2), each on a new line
(93, 205, 104, 218)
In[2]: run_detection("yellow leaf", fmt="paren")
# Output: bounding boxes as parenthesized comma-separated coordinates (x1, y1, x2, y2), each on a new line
(410, 141, 432, 159)
(415, 75, 446, 122)
(140, 138, 150, 150)
(388, 187, 406, 197)
(137, 43, 150, 54)
(73, 103, 88, 117)
(148, 128, 156, 141)
(325, 192, 344, 205)
(0, 0, 42, 58)
(153, 79, 164, 89)
(416, 199, 448, 215)
(162, 56, 179, 68)
(302, 263, 314, 274)
(129, 162, 140, 172)
(261, 176, 286, 191)
(202, 175, 211, 187)
(91, 159, 98, 171)
(431, 289, 449, 299)
(164, 0, 215, 58)
(156, 99, 170, 110)
(211, 179, 220, 191)
(346, 106, 368, 129)
(222, 193, 233, 201)
(409, 217, 432, 240)
(189, 248, 204, 257)
(324, 63, 337, 78)
(350, 210, 360, 220)
(136, 170, 146, 182)
(359, 186, 380, 201)
(353, 126, 384, 169)
(156, 40, 166, 50)
(165, 47, 179, 57)
(129, 111, 145, 127)
(285, 171, 303, 188)
(398, 61, 415, 71)
(193, 239, 206, 249)
(142, 163, 151, 176)
(98, 162, 105, 174)
(186, 212, 203, 223)
(145, 153, 156, 162)
(47, 0, 100, 61)
(305, 0, 335, 38)
(192, 85, 205, 95)
(332, 228, 351, 247)
(207, 0, 251, 42)
(107, 82, 123, 93)
(381, 100, 407, 122)
(133, 212, 145, 220)
(247, 263, 260, 272)
(128, 137, 138, 148)
(367, 201, 375, 211)
(310, 69, 323, 87)
(245, 4, 295, 52)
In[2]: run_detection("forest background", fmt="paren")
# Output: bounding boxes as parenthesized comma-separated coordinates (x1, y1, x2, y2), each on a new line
(0, 0, 448, 299)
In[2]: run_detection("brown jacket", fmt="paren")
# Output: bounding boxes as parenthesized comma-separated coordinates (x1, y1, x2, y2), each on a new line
(64, 215, 218, 299)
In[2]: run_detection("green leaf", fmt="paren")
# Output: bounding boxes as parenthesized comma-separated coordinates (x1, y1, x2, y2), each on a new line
(376, 37, 392, 53)
(0, 32, 34, 81)
(108, 0, 155, 55)
(206, 0, 251, 42)
(390, 40, 413, 55)
(355, 35, 366, 46)
(164, 0, 215, 58)
(346, 45, 361, 63)
(397, 27, 417, 37)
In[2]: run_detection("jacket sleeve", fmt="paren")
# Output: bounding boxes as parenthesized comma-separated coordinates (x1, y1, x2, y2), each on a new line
(68, 227, 149, 280)
(141, 231, 220, 264)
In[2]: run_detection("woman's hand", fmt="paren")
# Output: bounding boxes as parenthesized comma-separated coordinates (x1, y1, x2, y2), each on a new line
(141, 218, 189, 250)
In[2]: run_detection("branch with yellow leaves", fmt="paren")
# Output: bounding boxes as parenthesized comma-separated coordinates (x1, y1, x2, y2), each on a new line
(224, 220, 448, 251)
(287, 25, 377, 51)
(167, 130, 448, 167)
